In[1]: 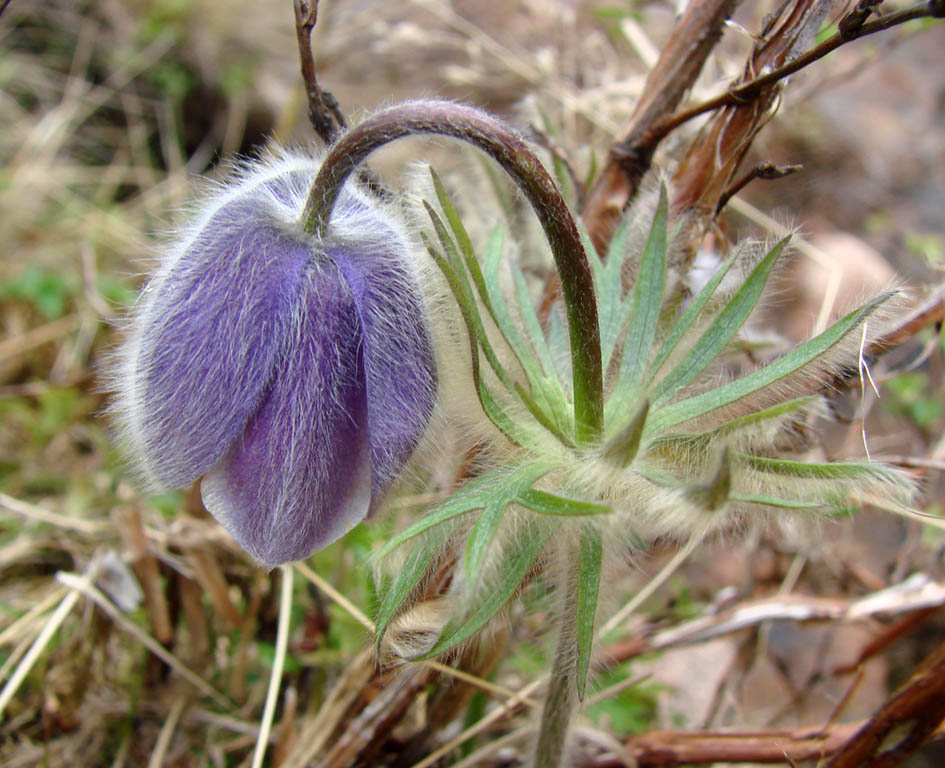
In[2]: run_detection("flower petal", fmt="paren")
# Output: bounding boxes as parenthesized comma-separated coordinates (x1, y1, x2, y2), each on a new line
(126, 199, 308, 489)
(327, 198, 438, 495)
(201, 259, 373, 565)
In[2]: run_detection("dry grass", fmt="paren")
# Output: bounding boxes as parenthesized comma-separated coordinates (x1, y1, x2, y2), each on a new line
(1, 1, 944, 766)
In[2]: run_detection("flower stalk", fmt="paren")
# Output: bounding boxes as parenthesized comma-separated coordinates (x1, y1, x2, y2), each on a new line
(533, 539, 582, 767)
(301, 100, 604, 443)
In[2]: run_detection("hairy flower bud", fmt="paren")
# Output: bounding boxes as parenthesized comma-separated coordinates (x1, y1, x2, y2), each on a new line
(111, 150, 437, 565)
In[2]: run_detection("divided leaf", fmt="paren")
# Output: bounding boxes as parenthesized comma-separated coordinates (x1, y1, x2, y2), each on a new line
(375, 462, 552, 561)
(650, 238, 788, 405)
(740, 454, 905, 485)
(606, 185, 668, 422)
(374, 529, 445, 650)
(730, 493, 824, 510)
(647, 293, 894, 435)
(647, 251, 737, 382)
(416, 520, 555, 660)
(595, 216, 632, 370)
(464, 465, 554, 588)
(423, 231, 529, 445)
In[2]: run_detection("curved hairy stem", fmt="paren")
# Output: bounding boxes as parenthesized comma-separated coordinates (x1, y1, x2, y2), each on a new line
(301, 100, 603, 442)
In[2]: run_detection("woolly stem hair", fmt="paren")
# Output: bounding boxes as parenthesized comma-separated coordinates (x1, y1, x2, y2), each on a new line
(532, 538, 581, 768)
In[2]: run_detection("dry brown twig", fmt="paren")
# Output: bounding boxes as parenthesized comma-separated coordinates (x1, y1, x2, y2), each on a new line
(580, 0, 741, 254)
(588, 721, 945, 767)
(599, 573, 945, 669)
(715, 161, 803, 214)
(293, 0, 347, 145)
(581, 0, 945, 251)
(664, 1, 945, 158)
(671, 0, 829, 237)
(616, 721, 863, 766)
(825, 637, 945, 767)
(868, 282, 945, 357)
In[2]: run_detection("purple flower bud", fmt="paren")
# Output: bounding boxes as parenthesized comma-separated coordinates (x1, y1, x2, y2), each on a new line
(112, 151, 437, 565)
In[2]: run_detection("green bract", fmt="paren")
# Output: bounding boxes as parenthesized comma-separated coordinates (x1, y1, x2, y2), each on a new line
(375, 169, 911, 698)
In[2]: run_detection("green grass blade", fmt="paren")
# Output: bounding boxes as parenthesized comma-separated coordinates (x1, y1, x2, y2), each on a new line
(636, 466, 684, 488)
(536, 106, 576, 206)
(429, 169, 498, 328)
(478, 380, 533, 446)
(584, 149, 598, 189)
(647, 293, 893, 435)
(650, 239, 788, 404)
(510, 258, 566, 391)
(547, 306, 572, 388)
(509, 258, 574, 439)
(420, 219, 511, 391)
(430, 168, 477, 268)
(465, 498, 508, 591)
(707, 395, 820, 438)
(475, 227, 577, 443)
(576, 524, 602, 700)
(515, 381, 575, 447)
(422, 232, 527, 444)
(619, 185, 667, 381)
(482, 225, 548, 383)
(648, 396, 821, 457)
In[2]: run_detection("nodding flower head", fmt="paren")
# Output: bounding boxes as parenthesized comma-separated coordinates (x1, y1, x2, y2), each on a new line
(111, 150, 437, 566)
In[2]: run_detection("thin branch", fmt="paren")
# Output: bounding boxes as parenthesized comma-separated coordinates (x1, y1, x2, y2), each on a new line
(877, 455, 945, 472)
(868, 282, 945, 356)
(839, 1, 885, 38)
(654, 1, 944, 146)
(833, 607, 940, 675)
(293, 0, 347, 145)
(579, 0, 742, 254)
(716, 161, 803, 214)
(825, 637, 945, 767)
(614, 722, 864, 766)
(671, 0, 826, 231)
(599, 573, 945, 667)
(595, 722, 945, 766)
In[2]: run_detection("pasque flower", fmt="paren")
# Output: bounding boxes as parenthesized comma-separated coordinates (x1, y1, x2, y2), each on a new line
(112, 151, 437, 565)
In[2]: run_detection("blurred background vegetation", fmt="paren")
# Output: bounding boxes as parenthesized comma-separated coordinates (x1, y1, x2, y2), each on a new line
(1, 0, 944, 765)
